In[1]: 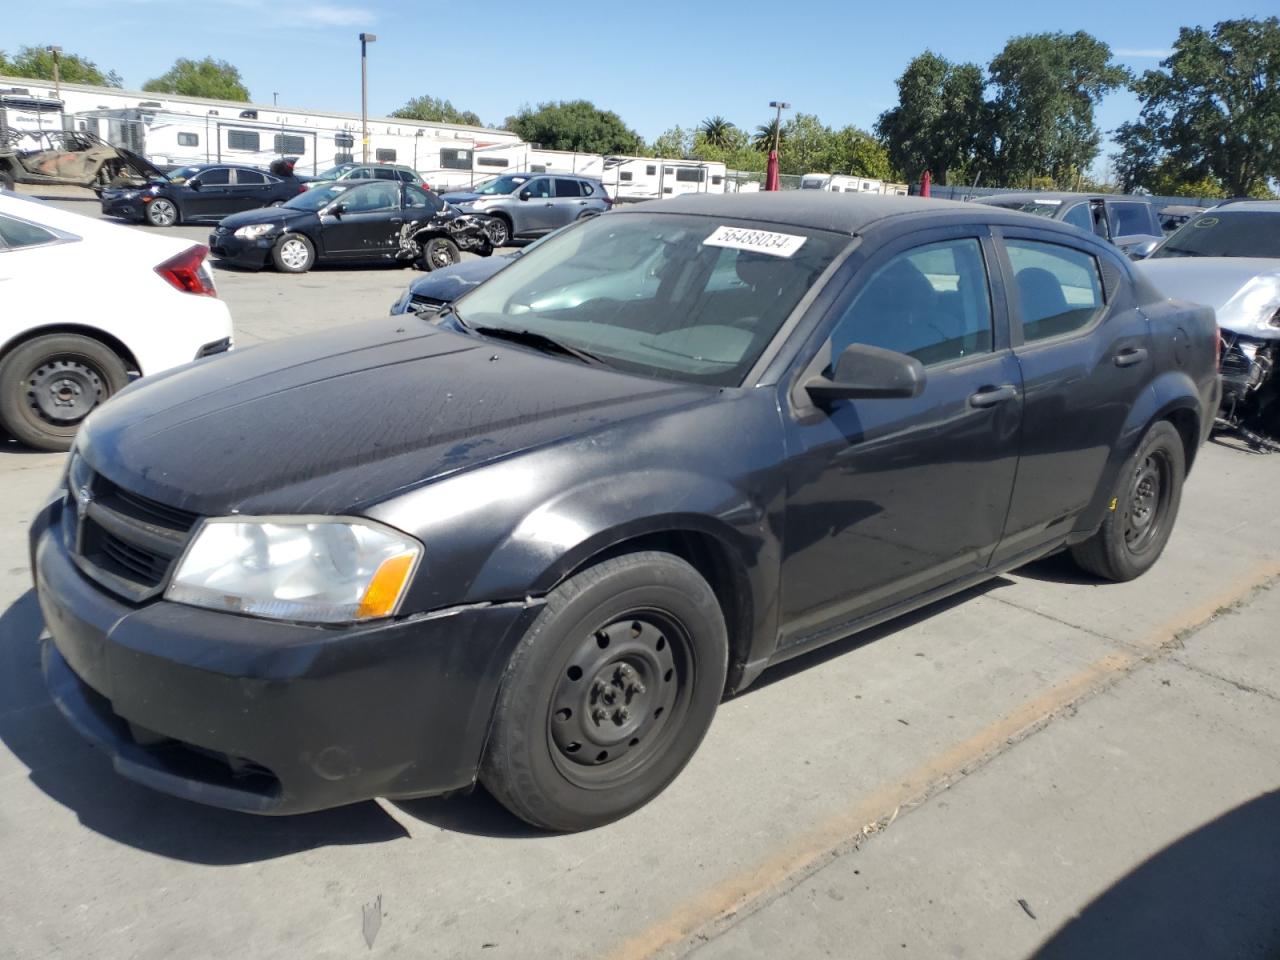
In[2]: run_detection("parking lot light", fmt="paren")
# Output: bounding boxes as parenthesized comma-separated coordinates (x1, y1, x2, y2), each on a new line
(359, 33, 377, 163)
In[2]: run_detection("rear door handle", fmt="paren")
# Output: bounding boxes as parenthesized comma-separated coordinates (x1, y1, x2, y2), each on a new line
(969, 384, 1018, 408)
(1114, 347, 1148, 367)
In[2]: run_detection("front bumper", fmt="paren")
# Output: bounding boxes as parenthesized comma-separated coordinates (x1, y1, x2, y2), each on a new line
(32, 498, 538, 815)
(208, 231, 275, 269)
(100, 196, 146, 221)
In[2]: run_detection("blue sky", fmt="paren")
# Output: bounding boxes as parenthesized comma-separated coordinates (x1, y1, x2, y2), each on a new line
(6, 0, 1276, 174)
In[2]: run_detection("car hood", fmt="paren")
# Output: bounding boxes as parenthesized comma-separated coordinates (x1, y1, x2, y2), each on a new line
(406, 254, 515, 300)
(78, 318, 706, 517)
(1135, 257, 1280, 337)
(440, 192, 482, 203)
(217, 205, 312, 230)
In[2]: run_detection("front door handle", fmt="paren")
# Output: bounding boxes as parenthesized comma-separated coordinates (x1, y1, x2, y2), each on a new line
(969, 384, 1018, 408)
(390, 218, 404, 224)
(1114, 347, 1148, 367)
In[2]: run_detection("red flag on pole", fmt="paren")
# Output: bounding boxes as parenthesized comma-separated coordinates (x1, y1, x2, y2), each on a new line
(921, 170, 932, 197)
(765, 151, 780, 192)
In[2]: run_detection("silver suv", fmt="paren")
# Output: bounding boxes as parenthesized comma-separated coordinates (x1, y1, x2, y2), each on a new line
(306, 162, 429, 191)
(440, 173, 611, 247)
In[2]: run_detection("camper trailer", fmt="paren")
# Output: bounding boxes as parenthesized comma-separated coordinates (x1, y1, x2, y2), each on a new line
(601, 157, 728, 201)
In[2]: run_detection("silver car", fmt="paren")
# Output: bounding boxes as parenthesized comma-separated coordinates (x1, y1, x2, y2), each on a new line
(976, 192, 1164, 259)
(440, 173, 611, 247)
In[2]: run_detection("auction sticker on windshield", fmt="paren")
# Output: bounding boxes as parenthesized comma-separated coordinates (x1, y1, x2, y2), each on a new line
(704, 225, 807, 258)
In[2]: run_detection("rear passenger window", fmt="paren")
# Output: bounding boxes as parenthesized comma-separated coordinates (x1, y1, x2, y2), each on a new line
(1006, 239, 1105, 342)
(555, 178, 582, 198)
(234, 170, 266, 185)
(0, 214, 59, 249)
(830, 238, 993, 367)
(1110, 202, 1153, 237)
(1062, 203, 1093, 233)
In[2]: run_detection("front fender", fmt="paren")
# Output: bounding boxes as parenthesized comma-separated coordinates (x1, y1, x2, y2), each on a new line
(1073, 369, 1204, 536)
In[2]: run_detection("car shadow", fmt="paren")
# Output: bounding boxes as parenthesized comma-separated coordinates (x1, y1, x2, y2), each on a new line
(0, 589, 409, 864)
(1010, 550, 1107, 587)
(1031, 790, 1280, 958)
(391, 788, 547, 840)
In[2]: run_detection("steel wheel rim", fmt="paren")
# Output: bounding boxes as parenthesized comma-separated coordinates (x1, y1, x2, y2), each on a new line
(25, 358, 106, 425)
(1123, 452, 1170, 553)
(429, 241, 455, 269)
(548, 610, 693, 788)
(280, 238, 309, 269)
(150, 199, 176, 225)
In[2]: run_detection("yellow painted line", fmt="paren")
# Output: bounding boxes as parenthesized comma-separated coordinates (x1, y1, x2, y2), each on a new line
(607, 561, 1280, 960)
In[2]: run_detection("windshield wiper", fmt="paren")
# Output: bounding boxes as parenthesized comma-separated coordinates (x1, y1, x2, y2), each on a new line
(471, 325, 605, 366)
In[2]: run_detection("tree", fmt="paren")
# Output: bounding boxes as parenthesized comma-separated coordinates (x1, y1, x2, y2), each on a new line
(828, 126, 895, 180)
(690, 126, 764, 172)
(876, 51, 986, 185)
(143, 57, 249, 101)
(1127, 17, 1280, 197)
(504, 100, 642, 154)
(391, 95, 481, 126)
(698, 116, 735, 150)
(0, 45, 121, 87)
(752, 119, 783, 152)
(986, 32, 1129, 186)
(649, 126, 693, 158)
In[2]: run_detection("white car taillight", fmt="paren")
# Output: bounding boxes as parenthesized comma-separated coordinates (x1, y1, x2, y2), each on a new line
(156, 244, 217, 297)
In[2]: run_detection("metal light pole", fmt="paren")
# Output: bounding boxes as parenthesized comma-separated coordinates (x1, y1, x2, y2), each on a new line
(49, 46, 62, 101)
(766, 100, 789, 191)
(358, 33, 376, 163)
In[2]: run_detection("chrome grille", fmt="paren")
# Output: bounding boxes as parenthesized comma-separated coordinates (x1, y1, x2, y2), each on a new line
(67, 458, 199, 602)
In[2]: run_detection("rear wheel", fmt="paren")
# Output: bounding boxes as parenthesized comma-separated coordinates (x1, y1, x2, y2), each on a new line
(271, 233, 314, 273)
(417, 236, 460, 271)
(145, 197, 179, 227)
(1070, 420, 1185, 581)
(0, 334, 130, 451)
(481, 551, 727, 832)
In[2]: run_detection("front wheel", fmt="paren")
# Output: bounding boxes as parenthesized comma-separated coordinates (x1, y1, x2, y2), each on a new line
(486, 216, 511, 248)
(417, 236, 460, 271)
(145, 197, 179, 227)
(0, 334, 130, 451)
(1070, 420, 1185, 581)
(272, 233, 315, 273)
(481, 551, 728, 832)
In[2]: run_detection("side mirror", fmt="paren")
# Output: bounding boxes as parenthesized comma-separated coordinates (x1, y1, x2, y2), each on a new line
(518, 190, 531, 201)
(187, 179, 201, 190)
(330, 202, 346, 217)
(805, 343, 926, 404)
(1126, 239, 1159, 260)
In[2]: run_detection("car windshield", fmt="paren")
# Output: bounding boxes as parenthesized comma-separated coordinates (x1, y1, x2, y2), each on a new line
(283, 181, 350, 210)
(453, 213, 848, 387)
(985, 199, 1063, 217)
(165, 166, 201, 183)
(1151, 210, 1280, 259)
(315, 163, 358, 180)
(472, 175, 529, 196)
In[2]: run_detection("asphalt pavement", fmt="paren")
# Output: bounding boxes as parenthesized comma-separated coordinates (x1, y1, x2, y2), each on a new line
(0, 192, 1278, 960)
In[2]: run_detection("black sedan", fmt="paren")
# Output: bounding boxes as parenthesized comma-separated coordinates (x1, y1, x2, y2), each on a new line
(32, 194, 1218, 832)
(210, 180, 496, 273)
(100, 163, 307, 227)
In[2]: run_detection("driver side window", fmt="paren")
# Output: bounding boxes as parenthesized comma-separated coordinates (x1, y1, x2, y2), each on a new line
(343, 182, 400, 212)
(829, 238, 993, 368)
(526, 178, 552, 199)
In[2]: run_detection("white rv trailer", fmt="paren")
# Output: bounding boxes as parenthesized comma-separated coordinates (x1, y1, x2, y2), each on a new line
(601, 156, 728, 201)
(800, 172, 910, 196)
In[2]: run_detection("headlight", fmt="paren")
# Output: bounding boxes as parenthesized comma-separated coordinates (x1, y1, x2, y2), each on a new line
(166, 518, 422, 623)
(234, 223, 277, 240)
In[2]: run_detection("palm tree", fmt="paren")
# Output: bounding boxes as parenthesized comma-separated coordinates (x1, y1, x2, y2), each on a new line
(753, 119, 783, 152)
(699, 116, 735, 150)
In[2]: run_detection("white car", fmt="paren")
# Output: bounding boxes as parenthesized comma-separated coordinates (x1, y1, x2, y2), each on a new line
(0, 193, 233, 450)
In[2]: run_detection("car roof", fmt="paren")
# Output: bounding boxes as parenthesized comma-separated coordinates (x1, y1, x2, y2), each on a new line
(617, 192, 1046, 237)
(1209, 200, 1280, 213)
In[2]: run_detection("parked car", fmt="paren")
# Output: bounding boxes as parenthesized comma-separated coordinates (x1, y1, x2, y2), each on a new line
(33, 194, 1216, 832)
(441, 173, 611, 246)
(305, 161, 429, 191)
(99, 162, 308, 227)
(0, 193, 231, 450)
(1157, 203, 1205, 235)
(209, 180, 498, 273)
(976, 192, 1164, 259)
(1137, 201, 1280, 448)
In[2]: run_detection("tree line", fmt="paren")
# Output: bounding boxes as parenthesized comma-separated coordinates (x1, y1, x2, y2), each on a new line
(5, 16, 1277, 197)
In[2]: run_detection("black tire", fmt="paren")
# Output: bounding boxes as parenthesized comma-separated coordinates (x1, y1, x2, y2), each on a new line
(0, 170, 14, 192)
(417, 236, 461, 272)
(481, 551, 728, 832)
(271, 233, 315, 273)
(0, 334, 130, 451)
(145, 197, 179, 227)
(1070, 420, 1185, 582)
(268, 200, 285, 207)
(487, 215, 512, 248)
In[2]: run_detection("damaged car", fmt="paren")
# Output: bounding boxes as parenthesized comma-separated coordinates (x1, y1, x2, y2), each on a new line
(209, 179, 499, 273)
(0, 129, 160, 193)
